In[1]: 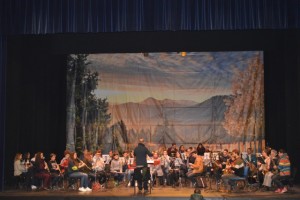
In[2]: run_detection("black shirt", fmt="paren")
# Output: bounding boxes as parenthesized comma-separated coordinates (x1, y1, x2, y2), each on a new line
(134, 143, 153, 167)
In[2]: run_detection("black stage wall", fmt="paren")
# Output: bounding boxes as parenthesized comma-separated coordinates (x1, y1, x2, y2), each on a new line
(5, 30, 300, 186)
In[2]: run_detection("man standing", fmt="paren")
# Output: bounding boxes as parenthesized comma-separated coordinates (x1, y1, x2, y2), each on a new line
(134, 138, 153, 195)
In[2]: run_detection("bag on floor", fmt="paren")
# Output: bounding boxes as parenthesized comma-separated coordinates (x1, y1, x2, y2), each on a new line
(92, 181, 101, 191)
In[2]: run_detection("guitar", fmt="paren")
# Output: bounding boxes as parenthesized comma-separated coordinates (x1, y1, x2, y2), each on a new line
(271, 158, 279, 174)
(243, 158, 258, 175)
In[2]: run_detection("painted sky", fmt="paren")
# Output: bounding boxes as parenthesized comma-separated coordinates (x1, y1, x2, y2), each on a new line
(87, 51, 263, 104)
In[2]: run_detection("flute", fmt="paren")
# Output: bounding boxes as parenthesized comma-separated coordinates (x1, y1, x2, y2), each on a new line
(77, 158, 92, 170)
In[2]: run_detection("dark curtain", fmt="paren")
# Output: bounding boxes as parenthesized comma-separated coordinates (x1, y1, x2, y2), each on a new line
(0, 36, 6, 192)
(5, 36, 67, 188)
(1, 0, 300, 35)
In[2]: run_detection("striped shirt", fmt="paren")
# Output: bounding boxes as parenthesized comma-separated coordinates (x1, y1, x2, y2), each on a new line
(278, 153, 291, 176)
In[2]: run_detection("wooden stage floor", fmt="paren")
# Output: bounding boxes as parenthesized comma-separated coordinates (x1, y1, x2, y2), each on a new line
(1, 184, 300, 200)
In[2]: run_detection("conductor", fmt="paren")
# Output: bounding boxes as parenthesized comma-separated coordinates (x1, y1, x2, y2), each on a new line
(134, 138, 153, 195)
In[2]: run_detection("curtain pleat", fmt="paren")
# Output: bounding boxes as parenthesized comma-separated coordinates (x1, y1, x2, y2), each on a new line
(0, 35, 6, 192)
(1, 0, 299, 35)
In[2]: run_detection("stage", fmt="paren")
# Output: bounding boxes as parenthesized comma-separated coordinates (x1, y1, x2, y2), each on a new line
(1, 184, 299, 200)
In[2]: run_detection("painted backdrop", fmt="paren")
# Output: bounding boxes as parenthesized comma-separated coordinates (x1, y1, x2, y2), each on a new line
(66, 52, 264, 154)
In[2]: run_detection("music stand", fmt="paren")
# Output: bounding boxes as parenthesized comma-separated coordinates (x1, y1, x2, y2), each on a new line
(204, 152, 219, 192)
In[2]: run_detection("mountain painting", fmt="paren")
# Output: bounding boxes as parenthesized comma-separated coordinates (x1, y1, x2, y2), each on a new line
(66, 52, 264, 154)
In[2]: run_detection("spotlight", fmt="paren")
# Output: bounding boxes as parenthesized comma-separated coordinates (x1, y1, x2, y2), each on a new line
(181, 52, 187, 57)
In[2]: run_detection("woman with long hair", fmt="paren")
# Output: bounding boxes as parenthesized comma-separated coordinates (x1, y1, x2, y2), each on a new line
(67, 152, 91, 192)
(196, 143, 206, 156)
(33, 152, 51, 190)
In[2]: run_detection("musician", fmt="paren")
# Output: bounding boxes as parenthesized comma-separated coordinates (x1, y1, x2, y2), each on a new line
(167, 143, 178, 158)
(171, 152, 185, 187)
(261, 149, 278, 191)
(33, 152, 51, 190)
(80, 149, 89, 161)
(179, 145, 185, 154)
(134, 138, 153, 194)
(244, 148, 258, 180)
(21, 152, 35, 189)
(59, 150, 71, 174)
(272, 149, 291, 194)
(30, 153, 37, 164)
(92, 150, 107, 185)
(150, 152, 164, 186)
(186, 151, 204, 188)
(107, 150, 113, 164)
(92, 150, 105, 171)
(67, 152, 91, 192)
(196, 143, 206, 156)
(245, 148, 257, 166)
(120, 151, 130, 175)
(14, 153, 27, 189)
(110, 153, 124, 186)
(81, 151, 93, 173)
(221, 149, 244, 191)
(219, 149, 231, 170)
(126, 153, 136, 187)
(161, 150, 171, 185)
(23, 152, 32, 171)
(48, 153, 63, 189)
(257, 148, 271, 185)
(187, 147, 196, 167)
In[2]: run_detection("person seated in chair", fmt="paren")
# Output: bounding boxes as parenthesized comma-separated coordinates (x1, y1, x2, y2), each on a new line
(186, 151, 204, 188)
(160, 150, 171, 185)
(245, 148, 257, 167)
(92, 150, 107, 186)
(221, 149, 244, 191)
(261, 149, 278, 191)
(32, 152, 51, 190)
(150, 152, 164, 186)
(171, 152, 184, 187)
(272, 149, 291, 194)
(14, 153, 27, 189)
(48, 153, 63, 189)
(110, 153, 124, 186)
(167, 143, 178, 158)
(68, 152, 91, 192)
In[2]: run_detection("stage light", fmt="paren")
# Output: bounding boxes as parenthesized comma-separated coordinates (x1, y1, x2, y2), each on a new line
(181, 52, 187, 57)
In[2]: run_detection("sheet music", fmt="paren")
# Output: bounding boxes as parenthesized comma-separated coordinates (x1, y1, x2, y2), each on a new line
(128, 158, 134, 165)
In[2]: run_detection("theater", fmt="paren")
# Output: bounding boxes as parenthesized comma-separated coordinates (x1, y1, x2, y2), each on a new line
(0, 1, 299, 200)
